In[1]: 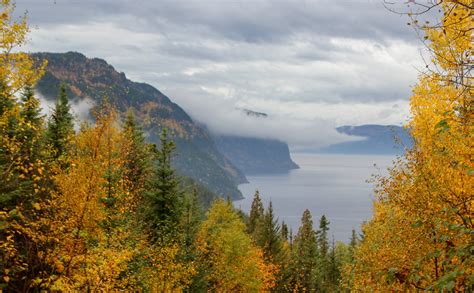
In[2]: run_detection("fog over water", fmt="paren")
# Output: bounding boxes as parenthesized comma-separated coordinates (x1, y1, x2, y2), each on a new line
(234, 153, 396, 242)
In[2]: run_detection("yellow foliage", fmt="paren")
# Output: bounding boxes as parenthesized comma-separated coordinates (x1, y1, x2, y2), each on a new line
(47, 106, 136, 290)
(0, 0, 45, 98)
(196, 200, 276, 292)
(132, 243, 196, 292)
(0, 1, 51, 290)
(344, 1, 473, 291)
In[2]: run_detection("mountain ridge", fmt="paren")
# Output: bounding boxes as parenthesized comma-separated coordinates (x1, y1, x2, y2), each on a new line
(33, 51, 247, 199)
(320, 124, 413, 155)
(210, 109, 299, 175)
(214, 135, 299, 175)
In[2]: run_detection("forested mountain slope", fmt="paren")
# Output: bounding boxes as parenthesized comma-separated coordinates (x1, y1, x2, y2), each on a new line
(33, 52, 246, 199)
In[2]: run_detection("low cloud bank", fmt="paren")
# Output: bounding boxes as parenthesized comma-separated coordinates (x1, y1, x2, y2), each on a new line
(166, 92, 365, 150)
(37, 92, 95, 127)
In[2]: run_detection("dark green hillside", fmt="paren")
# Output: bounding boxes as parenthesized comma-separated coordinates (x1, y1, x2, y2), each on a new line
(33, 52, 246, 199)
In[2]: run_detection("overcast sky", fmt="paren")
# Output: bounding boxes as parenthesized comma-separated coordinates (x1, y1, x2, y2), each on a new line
(17, 0, 425, 149)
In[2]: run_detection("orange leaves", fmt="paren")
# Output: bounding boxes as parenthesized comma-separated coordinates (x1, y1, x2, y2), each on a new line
(256, 249, 280, 291)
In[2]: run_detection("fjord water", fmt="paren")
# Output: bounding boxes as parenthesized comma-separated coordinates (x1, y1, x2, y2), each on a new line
(234, 153, 396, 242)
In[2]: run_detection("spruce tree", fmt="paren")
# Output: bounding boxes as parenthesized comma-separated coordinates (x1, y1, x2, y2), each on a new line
(181, 187, 203, 256)
(349, 228, 359, 262)
(289, 228, 293, 247)
(0, 86, 41, 209)
(281, 221, 289, 241)
(0, 82, 20, 204)
(316, 214, 331, 290)
(261, 201, 282, 261)
(143, 128, 182, 243)
(327, 237, 340, 290)
(46, 84, 74, 160)
(1, 86, 54, 290)
(123, 108, 150, 196)
(289, 209, 318, 291)
(20, 86, 44, 160)
(1, 86, 24, 175)
(349, 228, 358, 249)
(261, 201, 294, 292)
(247, 190, 264, 236)
(1, 86, 46, 207)
(318, 215, 330, 259)
(0, 80, 13, 116)
(20, 86, 43, 125)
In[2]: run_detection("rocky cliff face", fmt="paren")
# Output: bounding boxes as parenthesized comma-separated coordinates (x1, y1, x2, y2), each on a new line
(211, 109, 299, 175)
(213, 135, 299, 175)
(33, 52, 246, 199)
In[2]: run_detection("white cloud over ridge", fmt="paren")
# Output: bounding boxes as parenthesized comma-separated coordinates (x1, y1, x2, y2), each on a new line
(18, 0, 424, 149)
(36, 92, 96, 128)
(169, 89, 409, 149)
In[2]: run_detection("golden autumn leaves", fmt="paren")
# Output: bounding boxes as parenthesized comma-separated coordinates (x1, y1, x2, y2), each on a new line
(344, 1, 473, 291)
(0, 2, 276, 290)
(196, 200, 278, 291)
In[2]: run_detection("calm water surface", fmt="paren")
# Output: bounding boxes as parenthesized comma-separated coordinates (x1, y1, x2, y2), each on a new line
(234, 153, 396, 242)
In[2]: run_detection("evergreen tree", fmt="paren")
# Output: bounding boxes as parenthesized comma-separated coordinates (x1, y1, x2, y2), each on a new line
(123, 109, 150, 198)
(289, 209, 318, 291)
(1, 86, 53, 290)
(261, 201, 282, 261)
(0, 81, 20, 207)
(261, 202, 297, 292)
(281, 221, 289, 241)
(349, 228, 358, 261)
(318, 215, 330, 259)
(183, 188, 207, 291)
(289, 228, 293, 247)
(349, 229, 358, 248)
(327, 238, 340, 290)
(181, 187, 203, 256)
(0, 90, 21, 209)
(20, 86, 43, 130)
(316, 214, 331, 290)
(247, 190, 264, 236)
(101, 105, 123, 212)
(143, 128, 182, 243)
(0, 80, 13, 116)
(19, 86, 44, 161)
(1, 86, 46, 208)
(46, 84, 74, 160)
(0, 0, 47, 211)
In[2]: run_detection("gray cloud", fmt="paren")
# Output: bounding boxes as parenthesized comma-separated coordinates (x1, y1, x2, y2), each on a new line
(169, 91, 369, 150)
(16, 0, 423, 149)
(18, 0, 417, 43)
(36, 91, 95, 126)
